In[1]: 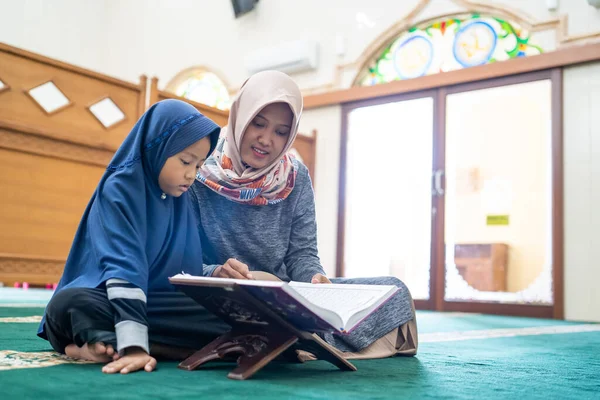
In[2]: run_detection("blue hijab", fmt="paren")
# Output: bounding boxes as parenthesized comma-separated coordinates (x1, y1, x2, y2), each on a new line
(38, 99, 220, 338)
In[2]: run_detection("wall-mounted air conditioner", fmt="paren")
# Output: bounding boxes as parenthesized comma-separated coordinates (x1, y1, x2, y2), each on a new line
(244, 40, 319, 75)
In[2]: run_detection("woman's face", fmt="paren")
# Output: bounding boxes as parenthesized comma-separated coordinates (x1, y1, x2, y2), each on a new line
(240, 102, 293, 169)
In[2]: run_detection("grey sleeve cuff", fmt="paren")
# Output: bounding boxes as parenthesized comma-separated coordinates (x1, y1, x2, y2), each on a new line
(203, 263, 220, 277)
(115, 320, 149, 355)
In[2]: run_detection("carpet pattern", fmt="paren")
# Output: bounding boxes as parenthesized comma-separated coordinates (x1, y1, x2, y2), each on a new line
(0, 289, 598, 399)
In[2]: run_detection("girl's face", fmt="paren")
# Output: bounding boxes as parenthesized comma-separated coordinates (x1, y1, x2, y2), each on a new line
(158, 136, 211, 197)
(240, 102, 293, 169)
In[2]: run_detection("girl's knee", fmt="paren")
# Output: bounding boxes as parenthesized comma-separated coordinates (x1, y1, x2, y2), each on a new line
(46, 288, 98, 319)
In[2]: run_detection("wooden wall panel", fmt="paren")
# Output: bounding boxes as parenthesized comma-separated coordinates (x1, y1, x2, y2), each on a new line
(0, 43, 318, 286)
(0, 43, 145, 285)
(0, 149, 103, 259)
(292, 132, 317, 185)
(0, 44, 145, 151)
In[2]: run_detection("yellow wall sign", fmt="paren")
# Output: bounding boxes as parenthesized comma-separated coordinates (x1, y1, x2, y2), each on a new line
(487, 215, 510, 226)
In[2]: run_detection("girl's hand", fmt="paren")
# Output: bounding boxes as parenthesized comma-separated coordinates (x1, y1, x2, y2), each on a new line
(212, 258, 254, 280)
(101, 347, 156, 374)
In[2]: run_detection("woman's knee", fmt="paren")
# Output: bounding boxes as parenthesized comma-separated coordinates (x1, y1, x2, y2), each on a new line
(380, 276, 409, 292)
(381, 277, 416, 313)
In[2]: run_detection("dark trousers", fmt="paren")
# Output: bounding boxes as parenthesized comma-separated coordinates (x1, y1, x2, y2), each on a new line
(44, 287, 230, 354)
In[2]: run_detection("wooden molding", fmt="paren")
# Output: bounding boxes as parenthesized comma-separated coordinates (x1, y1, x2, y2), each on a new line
(0, 253, 65, 285)
(149, 77, 160, 106)
(0, 126, 113, 167)
(304, 42, 600, 109)
(0, 42, 141, 91)
(138, 75, 148, 118)
(441, 301, 554, 318)
(0, 118, 119, 152)
(551, 68, 564, 320)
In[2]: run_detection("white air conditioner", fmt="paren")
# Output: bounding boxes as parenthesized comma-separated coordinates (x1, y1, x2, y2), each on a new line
(245, 40, 319, 75)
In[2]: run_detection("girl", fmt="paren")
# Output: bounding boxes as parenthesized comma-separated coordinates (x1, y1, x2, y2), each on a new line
(38, 99, 229, 374)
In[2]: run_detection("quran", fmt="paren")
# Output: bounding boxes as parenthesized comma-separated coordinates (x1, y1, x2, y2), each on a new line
(168, 274, 400, 380)
(169, 274, 399, 334)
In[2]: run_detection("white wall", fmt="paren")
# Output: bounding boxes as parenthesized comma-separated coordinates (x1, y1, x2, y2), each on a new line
(0, 0, 111, 75)
(3, 0, 600, 90)
(1, 0, 600, 320)
(564, 62, 600, 323)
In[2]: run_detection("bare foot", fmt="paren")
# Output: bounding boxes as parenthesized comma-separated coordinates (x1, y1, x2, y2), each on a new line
(65, 342, 118, 363)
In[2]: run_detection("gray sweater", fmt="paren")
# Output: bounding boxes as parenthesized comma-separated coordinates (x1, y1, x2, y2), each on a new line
(189, 163, 325, 283)
(189, 164, 415, 352)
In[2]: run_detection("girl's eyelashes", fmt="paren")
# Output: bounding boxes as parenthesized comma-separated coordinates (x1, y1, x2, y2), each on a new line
(195, 159, 206, 169)
(181, 159, 191, 166)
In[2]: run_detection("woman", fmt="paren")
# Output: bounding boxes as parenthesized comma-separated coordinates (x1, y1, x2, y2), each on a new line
(191, 71, 418, 358)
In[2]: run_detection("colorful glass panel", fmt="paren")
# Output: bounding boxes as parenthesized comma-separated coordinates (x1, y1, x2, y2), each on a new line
(358, 14, 543, 86)
(175, 71, 231, 110)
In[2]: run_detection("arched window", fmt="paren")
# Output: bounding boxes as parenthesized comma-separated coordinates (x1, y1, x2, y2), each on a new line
(167, 68, 231, 110)
(356, 14, 543, 86)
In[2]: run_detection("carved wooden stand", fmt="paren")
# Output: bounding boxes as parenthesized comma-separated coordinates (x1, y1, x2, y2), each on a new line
(179, 327, 355, 380)
(172, 280, 357, 380)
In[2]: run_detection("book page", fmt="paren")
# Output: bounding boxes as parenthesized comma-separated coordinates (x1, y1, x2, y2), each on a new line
(288, 282, 396, 329)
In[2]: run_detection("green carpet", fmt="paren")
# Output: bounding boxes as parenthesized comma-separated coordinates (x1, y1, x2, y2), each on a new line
(0, 305, 599, 399)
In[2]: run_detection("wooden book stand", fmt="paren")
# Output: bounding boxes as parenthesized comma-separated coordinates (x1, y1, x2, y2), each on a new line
(174, 281, 357, 380)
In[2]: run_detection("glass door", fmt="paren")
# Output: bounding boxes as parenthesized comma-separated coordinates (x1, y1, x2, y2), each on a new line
(340, 93, 436, 303)
(441, 72, 560, 317)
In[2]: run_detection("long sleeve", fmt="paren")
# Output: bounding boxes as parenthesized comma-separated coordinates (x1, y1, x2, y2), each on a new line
(92, 179, 150, 354)
(190, 163, 326, 283)
(202, 263, 220, 277)
(283, 173, 326, 282)
(106, 279, 149, 354)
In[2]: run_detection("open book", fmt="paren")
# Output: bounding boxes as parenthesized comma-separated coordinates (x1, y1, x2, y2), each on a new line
(169, 274, 399, 334)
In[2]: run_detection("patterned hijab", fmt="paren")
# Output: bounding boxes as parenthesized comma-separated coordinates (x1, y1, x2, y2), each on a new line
(197, 70, 303, 205)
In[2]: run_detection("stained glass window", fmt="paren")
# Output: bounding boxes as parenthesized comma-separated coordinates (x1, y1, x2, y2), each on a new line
(174, 70, 231, 110)
(357, 14, 543, 86)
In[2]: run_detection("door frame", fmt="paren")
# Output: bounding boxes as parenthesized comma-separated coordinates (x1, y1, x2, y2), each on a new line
(337, 69, 563, 318)
(436, 69, 563, 319)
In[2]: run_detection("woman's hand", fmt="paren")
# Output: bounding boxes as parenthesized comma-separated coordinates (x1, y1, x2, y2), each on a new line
(101, 347, 156, 374)
(212, 258, 254, 280)
(311, 273, 331, 284)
